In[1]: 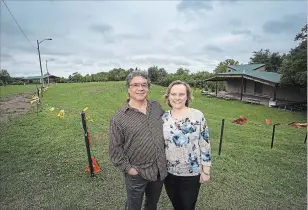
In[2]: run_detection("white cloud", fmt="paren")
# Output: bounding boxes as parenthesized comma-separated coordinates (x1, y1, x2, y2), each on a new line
(0, 0, 306, 78)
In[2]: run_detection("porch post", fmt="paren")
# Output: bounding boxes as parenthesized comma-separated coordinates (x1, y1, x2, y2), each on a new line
(273, 84, 277, 100)
(240, 76, 243, 101)
(215, 81, 218, 96)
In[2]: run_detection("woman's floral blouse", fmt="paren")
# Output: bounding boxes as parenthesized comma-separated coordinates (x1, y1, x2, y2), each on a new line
(162, 108, 212, 176)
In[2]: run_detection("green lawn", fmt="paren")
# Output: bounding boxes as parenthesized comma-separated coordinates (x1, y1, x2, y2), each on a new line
(0, 84, 38, 98)
(0, 82, 306, 210)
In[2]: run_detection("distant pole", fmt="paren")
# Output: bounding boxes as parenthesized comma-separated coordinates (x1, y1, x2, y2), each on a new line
(46, 60, 50, 86)
(36, 86, 40, 115)
(218, 119, 225, 156)
(304, 133, 307, 144)
(81, 111, 94, 177)
(271, 124, 276, 148)
(215, 81, 218, 96)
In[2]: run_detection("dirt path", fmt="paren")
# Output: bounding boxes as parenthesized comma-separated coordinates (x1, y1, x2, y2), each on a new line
(0, 93, 37, 123)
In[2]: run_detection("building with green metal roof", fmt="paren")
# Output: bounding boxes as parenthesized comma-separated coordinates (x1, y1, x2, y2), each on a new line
(22, 73, 60, 84)
(204, 63, 306, 106)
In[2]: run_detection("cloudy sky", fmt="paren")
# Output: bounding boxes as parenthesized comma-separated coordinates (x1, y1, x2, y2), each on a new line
(0, 0, 306, 78)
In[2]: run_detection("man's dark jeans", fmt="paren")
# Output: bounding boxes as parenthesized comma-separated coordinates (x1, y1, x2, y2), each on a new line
(124, 173, 163, 210)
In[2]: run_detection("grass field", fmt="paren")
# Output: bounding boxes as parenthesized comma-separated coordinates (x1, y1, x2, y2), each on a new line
(0, 84, 38, 98)
(0, 82, 307, 210)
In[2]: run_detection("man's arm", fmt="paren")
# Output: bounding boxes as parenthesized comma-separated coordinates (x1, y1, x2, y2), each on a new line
(109, 117, 132, 173)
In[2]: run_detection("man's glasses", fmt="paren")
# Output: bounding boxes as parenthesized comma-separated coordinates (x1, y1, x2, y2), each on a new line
(129, 83, 149, 89)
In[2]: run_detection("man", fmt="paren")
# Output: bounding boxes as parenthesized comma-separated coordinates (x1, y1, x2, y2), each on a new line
(109, 71, 167, 210)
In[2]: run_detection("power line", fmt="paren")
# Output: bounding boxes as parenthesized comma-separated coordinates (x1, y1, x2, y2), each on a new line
(1, 0, 37, 49)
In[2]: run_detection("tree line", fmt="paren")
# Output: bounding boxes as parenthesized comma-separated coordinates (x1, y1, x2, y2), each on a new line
(1, 24, 306, 91)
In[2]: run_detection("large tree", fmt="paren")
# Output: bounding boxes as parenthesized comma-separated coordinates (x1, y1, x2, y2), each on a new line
(176, 67, 190, 75)
(71, 72, 83, 83)
(0, 69, 11, 86)
(279, 24, 307, 91)
(148, 66, 159, 82)
(148, 66, 168, 83)
(214, 59, 239, 74)
(107, 68, 129, 81)
(249, 49, 285, 72)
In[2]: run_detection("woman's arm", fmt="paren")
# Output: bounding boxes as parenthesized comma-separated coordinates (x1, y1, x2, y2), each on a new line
(198, 112, 212, 173)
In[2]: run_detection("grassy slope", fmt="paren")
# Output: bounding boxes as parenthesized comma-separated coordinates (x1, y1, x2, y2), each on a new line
(0, 82, 306, 210)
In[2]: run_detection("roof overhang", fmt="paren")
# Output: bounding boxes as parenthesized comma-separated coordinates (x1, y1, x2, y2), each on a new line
(22, 75, 59, 80)
(205, 74, 279, 87)
(23, 77, 41, 80)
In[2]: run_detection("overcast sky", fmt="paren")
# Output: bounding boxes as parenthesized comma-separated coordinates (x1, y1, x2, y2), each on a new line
(0, 0, 306, 78)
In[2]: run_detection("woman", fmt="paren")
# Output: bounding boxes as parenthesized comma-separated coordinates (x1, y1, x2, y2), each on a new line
(162, 80, 212, 210)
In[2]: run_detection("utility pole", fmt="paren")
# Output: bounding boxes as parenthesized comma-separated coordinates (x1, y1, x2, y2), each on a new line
(36, 38, 52, 95)
(37, 40, 44, 89)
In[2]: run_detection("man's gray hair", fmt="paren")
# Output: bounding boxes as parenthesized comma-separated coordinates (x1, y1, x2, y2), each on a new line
(126, 70, 151, 88)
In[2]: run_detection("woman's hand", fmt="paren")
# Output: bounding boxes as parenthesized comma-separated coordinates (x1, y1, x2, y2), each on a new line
(200, 172, 210, 184)
(127, 168, 138, 175)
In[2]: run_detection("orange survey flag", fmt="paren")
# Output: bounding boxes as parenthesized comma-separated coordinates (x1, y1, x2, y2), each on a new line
(232, 116, 248, 125)
(85, 156, 101, 173)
